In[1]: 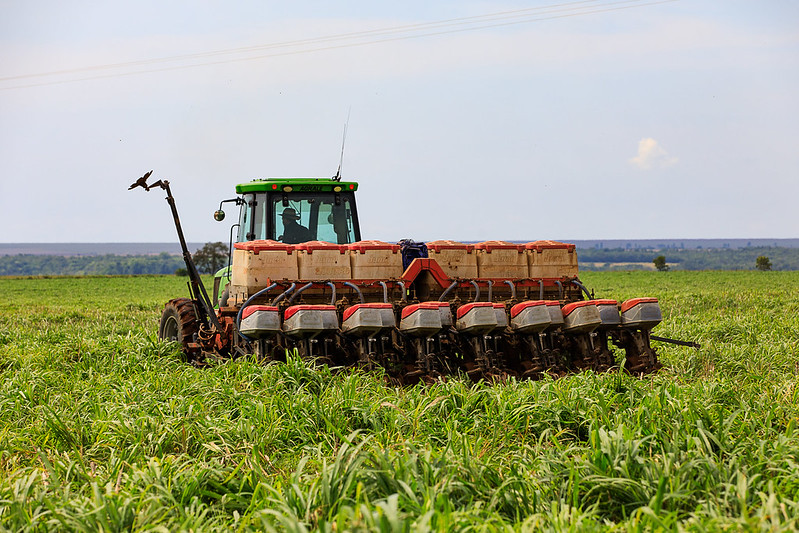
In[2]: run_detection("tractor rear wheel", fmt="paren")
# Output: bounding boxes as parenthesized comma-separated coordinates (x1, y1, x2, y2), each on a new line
(159, 298, 199, 359)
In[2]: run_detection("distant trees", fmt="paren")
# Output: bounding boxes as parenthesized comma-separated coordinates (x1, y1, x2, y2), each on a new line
(0, 253, 184, 276)
(653, 255, 669, 271)
(0, 246, 797, 276)
(0, 244, 226, 276)
(576, 246, 799, 271)
(192, 242, 228, 274)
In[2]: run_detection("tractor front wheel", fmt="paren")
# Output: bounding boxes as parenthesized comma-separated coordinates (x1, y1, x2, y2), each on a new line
(159, 298, 199, 359)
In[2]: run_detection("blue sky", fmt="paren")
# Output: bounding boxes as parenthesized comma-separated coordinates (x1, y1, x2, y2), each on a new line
(1, 0, 797, 243)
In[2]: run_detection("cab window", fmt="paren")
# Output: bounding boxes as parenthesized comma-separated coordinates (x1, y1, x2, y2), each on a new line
(271, 193, 357, 244)
(236, 190, 360, 244)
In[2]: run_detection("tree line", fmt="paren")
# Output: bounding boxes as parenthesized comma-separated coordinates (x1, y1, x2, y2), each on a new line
(1, 244, 798, 276)
(0, 242, 231, 277)
(0, 253, 187, 276)
(578, 246, 799, 271)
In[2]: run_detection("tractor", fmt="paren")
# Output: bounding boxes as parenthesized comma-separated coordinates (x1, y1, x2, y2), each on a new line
(133, 172, 684, 384)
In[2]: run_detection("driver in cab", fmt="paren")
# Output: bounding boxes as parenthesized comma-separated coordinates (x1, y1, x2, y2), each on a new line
(279, 207, 312, 244)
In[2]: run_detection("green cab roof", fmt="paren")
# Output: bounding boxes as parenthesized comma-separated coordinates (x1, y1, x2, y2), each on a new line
(236, 178, 359, 194)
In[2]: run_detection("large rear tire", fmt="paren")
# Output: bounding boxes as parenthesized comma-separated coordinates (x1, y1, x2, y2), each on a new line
(159, 298, 199, 359)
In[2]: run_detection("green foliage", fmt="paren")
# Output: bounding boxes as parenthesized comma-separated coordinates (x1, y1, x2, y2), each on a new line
(653, 255, 668, 271)
(756, 255, 772, 271)
(580, 246, 799, 271)
(193, 242, 228, 274)
(0, 252, 184, 276)
(0, 273, 798, 530)
(2, 246, 798, 276)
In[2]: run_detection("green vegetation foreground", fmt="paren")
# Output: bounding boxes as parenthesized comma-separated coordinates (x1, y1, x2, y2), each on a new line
(0, 272, 798, 531)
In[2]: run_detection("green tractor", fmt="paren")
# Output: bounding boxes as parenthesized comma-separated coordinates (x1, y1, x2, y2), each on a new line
(133, 172, 681, 383)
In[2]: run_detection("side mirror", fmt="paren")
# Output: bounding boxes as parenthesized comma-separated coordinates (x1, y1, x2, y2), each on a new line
(215, 198, 242, 222)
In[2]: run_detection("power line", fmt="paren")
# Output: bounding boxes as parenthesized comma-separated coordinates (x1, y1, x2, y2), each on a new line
(1, 0, 678, 90)
(0, 0, 609, 81)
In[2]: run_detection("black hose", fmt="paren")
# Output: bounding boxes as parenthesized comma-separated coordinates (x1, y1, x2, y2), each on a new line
(288, 282, 314, 304)
(571, 280, 592, 301)
(470, 280, 480, 302)
(398, 281, 407, 303)
(439, 281, 458, 302)
(504, 280, 516, 300)
(555, 280, 563, 300)
(226, 223, 239, 282)
(271, 283, 296, 305)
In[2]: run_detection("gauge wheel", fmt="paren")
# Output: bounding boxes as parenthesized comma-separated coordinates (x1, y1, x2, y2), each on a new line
(159, 298, 199, 357)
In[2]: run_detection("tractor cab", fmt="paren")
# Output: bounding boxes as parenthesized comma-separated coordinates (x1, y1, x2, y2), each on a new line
(230, 178, 361, 245)
(212, 178, 362, 307)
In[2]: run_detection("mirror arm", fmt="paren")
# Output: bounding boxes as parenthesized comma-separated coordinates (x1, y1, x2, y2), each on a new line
(214, 197, 243, 222)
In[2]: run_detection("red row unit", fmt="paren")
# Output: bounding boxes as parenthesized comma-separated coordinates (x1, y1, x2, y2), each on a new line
(239, 298, 662, 340)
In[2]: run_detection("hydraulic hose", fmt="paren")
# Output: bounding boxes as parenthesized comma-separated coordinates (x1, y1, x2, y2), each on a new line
(271, 283, 296, 305)
(236, 282, 278, 343)
(555, 280, 563, 300)
(439, 281, 458, 302)
(327, 282, 337, 305)
(470, 280, 480, 302)
(538, 280, 544, 300)
(487, 280, 493, 302)
(571, 280, 592, 301)
(378, 281, 389, 303)
(288, 282, 314, 304)
(504, 280, 516, 300)
(226, 223, 239, 282)
(398, 281, 407, 303)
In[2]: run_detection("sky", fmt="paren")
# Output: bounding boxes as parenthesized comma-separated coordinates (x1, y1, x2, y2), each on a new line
(1, 0, 797, 243)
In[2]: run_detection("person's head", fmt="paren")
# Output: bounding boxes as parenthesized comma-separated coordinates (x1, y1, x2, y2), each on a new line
(281, 207, 300, 224)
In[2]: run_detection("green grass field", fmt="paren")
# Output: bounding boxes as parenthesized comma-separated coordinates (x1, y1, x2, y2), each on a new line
(1, 272, 798, 531)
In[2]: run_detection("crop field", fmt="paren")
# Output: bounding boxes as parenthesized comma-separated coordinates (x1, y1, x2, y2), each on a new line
(1, 272, 798, 531)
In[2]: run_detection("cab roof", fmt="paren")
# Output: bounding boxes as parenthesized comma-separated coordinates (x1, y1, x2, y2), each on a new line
(235, 177, 359, 194)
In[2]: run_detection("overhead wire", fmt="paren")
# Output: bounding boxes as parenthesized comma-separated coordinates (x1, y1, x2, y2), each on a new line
(0, 0, 678, 90)
(0, 0, 613, 81)
(0, 0, 622, 82)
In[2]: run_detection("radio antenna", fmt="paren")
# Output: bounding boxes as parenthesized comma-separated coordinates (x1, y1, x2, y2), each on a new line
(333, 108, 350, 182)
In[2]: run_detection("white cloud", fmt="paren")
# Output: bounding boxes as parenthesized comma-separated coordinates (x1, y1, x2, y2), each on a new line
(629, 137, 678, 170)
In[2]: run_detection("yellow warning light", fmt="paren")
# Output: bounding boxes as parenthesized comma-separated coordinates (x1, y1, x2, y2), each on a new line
(283, 186, 293, 192)
(333, 186, 342, 192)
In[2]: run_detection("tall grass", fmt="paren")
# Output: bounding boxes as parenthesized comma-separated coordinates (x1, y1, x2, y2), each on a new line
(0, 272, 798, 530)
